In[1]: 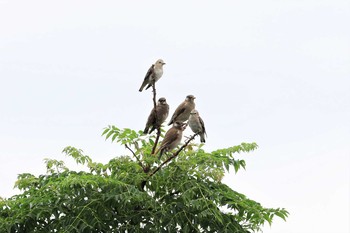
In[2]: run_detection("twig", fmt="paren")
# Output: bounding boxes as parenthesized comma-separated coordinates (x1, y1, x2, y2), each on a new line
(150, 80, 159, 155)
(152, 80, 157, 110)
(125, 144, 145, 170)
(148, 133, 198, 178)
(151, 127, 161, 155)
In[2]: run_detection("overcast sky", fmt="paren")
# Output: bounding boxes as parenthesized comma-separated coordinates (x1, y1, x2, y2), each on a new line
(0, 1, 349, 232)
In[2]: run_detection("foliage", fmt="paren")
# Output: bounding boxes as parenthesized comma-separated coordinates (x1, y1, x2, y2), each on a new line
(0, 126, 288, 232)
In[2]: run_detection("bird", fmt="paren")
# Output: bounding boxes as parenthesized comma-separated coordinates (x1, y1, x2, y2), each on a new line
(139, 59, 166, 92)
(157, 121, 186, 159)
(188, 109, 207, 143)
(143, 97, 169, 134)
(168, 95, 196, 125)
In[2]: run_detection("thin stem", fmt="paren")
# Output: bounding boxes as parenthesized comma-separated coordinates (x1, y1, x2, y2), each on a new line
(152, 80, 157, 109)
(125, 144, 144, 170)
(150, 79, 159, 155)
(151, 127, 161, 155)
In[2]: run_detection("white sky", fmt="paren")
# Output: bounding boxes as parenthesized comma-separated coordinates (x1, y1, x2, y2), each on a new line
(0, 1, 349, 232)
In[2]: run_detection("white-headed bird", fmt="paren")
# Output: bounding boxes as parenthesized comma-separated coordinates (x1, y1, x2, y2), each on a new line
(139, 59, 166, 92)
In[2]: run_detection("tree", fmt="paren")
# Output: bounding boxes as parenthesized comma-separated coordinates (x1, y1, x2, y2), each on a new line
(0, 85, 288, 232)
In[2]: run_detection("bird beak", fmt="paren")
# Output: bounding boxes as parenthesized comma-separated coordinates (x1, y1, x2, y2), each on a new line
(163, 63, 166, 65)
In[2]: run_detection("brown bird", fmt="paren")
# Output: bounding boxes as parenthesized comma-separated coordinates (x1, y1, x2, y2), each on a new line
(139, 59, 166, 92)
(188, 109, 207, 143)
(143, 97, 169, 134)
(158, 121, 186, 159)
(168, 95, 196, 125)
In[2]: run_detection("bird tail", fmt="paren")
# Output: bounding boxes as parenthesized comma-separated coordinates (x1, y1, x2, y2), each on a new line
(154, 146, 165, 159)
(143, 127, 149, 134)
(153, 146, 160, 156)
(200, 134, 206, 143)
(139, 81, 147, 92)
(158, 149, 164, 160)
(148, 126, 156, 134)
(145, 83, 152, 90)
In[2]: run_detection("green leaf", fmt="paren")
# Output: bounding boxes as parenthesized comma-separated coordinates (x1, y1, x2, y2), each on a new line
(101, 127, 110, 136)
(105, 130, 114, 140)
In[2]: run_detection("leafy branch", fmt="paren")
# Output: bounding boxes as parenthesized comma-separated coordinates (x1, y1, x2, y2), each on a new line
(124, 144, 145, 171)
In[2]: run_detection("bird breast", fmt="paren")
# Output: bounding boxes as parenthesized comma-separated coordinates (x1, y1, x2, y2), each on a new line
(157, 107, 168, 122)
(178, 103, 195, 122)
(169, 131, 182, 150)
(188, 117, 201, 133)
(153, 68, 163, 82)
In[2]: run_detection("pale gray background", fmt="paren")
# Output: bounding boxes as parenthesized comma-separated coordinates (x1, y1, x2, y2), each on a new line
(0, 1, 349, 232)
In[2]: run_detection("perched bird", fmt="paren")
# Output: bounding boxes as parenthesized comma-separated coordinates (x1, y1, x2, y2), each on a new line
(143, 97, 169, 134)
(139, 59, 166, 92)
(158, 121, 186, 159)
(188, 109, 207, 143)
(168, 95, 196, 125)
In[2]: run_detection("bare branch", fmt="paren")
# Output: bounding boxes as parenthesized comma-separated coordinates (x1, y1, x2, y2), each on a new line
(150, 80, 160, 155)
(151, 127, 161, 155)
(152, 80, 157, 110)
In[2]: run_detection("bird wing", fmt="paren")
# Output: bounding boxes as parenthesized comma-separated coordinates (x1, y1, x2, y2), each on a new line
(139, 64, 154, 91)
(144, 64, 154, 80)
(147, 107, 157, 124)
(199, 116, 207, 136)
(168, 103, 186, 125)
(147, 108, 159, 133)
(144, 64, 157, 90)
(160, 128, 179, 150)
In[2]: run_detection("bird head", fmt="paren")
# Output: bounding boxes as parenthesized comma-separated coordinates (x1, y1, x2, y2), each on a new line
(190, 109, 199, 116)
(185, 95, 196, 102)
(158, 97, 167, 105)
(155, 59, 166, 66)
